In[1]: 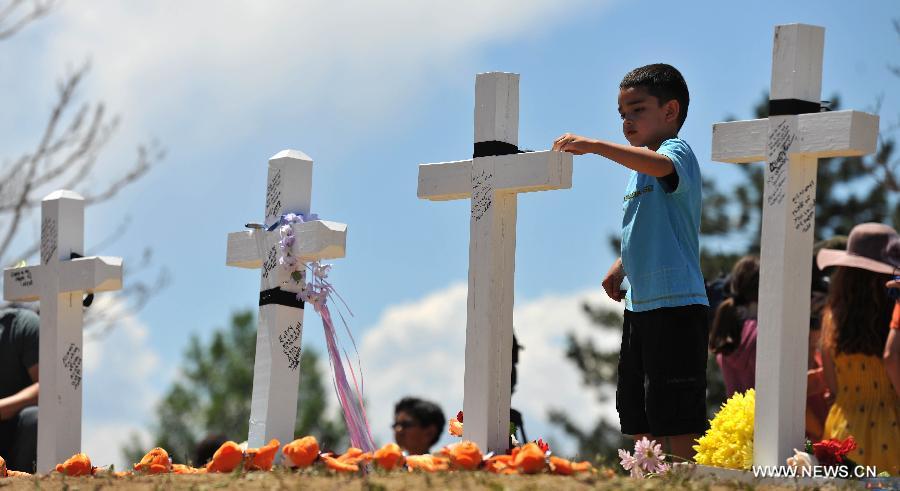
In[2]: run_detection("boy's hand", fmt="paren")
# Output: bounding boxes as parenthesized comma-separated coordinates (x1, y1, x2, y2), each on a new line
(602, 257, 626, 302)
(552, 133, 596, 155)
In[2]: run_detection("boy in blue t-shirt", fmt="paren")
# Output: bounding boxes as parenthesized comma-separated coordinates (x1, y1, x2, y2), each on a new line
(552, 64, 709, 459)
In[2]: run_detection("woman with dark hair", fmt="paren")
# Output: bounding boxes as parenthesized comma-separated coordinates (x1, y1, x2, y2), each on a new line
(709, 256, 759, 397)
(817, 223, 900, 474)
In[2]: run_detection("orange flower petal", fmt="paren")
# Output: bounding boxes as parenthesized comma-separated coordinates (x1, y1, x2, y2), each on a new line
(205, 441, 244, 473)
(448, 418, 464, 437)
(321, 454, 359, 473)
(244, 439, 280, 471)
(0, 455, 6, 477)
(282, 436, 320, 468)
(512, 443, 546, 474)
(336, 447, 370, 465)
(484, 454, 516, 474)
(172, 463, 205, 474)
(549, 456, 572, 475)
(133, 447, 172, 474)
(373, 443, 405, 471)
(440, 441, 482, 470)
(55, 453, 95, 476)
(405, 454, 450, 472)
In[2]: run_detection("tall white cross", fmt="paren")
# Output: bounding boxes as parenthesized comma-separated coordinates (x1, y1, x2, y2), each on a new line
(226, 150, 347, 451)
(711, 24, 878, 466)
(418, 72, 572, 453)
(3, 190, 123, 473)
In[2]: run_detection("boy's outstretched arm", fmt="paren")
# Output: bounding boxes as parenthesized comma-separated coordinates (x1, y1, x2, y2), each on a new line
(552, 133, 674, 177)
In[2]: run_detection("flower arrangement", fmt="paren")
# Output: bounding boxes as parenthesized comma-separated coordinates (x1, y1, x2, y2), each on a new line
(693, 388, 755, 470)
(618, 437, 670, 478)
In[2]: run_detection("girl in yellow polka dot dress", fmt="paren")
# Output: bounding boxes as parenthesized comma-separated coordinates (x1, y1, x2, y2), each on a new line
(816, 223, 900, 475)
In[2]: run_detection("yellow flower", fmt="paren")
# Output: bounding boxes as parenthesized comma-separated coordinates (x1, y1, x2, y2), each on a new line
(693, 389, 754, 470)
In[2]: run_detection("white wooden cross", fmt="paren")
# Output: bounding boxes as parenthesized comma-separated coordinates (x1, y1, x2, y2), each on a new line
(226, 150, 347, 452)
(2, 190, 123, 473)
(711, 24, 878, 466)
(418, 72, 572, 453)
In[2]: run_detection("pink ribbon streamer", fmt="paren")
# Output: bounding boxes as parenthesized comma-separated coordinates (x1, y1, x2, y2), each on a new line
(301, 262, 375, 452)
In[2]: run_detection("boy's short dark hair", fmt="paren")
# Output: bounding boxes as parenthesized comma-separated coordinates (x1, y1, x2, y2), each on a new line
(620, 63, 690, 130)
(394, 396, 445, 446)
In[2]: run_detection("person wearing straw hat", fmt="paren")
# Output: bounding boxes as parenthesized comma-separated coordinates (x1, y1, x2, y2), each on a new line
(816, 222, 900, 474)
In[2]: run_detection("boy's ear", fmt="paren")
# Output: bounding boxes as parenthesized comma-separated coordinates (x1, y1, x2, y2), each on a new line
(664, 99, 681, 124)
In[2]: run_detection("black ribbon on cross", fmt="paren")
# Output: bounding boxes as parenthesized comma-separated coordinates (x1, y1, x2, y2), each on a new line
(259, 288, 305, 309)
(69, 253, 94, 308)
(473, 140, 525, 158)
(768, 99, 832, 116)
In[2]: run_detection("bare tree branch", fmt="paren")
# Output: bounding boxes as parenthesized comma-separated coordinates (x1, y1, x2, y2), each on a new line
(0, 0, 54, 40)
(84, 264, 171, 341)
(0, 63, 164, 265)
(0, 1, 169, 336)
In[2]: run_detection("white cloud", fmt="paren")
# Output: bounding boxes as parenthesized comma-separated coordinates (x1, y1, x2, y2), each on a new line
(359, 282, 623, 457)
(81, 294, 165, 469)
(25, 0, 606, 153)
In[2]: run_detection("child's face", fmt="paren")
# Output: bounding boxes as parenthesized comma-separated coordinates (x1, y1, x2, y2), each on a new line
(617, 86, 680, 148)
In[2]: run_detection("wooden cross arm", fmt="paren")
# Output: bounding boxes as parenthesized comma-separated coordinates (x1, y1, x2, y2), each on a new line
(59, 256, 123, 294)
(418, 159, 472, 201)
(417, 150, 573, 201)
(4, 265, 41, 302)
(226, 221, 347, 269)
(3, 257, 123, 302)
(290, 220, 347, 262)
(226, 230, 263, 269)
(712, 110, 879, 163)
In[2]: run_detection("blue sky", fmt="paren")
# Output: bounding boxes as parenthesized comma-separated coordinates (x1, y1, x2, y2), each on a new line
(2, 0, 899, 467)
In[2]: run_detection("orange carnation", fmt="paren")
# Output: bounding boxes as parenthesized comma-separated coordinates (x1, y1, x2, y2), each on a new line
(549, 456, 592, 475)
(512, 443, 546, 474)
(440, 441, 482, 470)
(133, 447, 172, 474)
(55, 453, 95, 476)
(205, 441, 244, 473)
(0, 455, 6, 477)
(405, 454, 450, 472)
(282, 436, 319, 468)
(244, 439, 280, 471)
(372, 443, 404, 471)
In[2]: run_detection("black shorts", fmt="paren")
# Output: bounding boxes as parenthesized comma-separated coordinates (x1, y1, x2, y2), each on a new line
(616, 304, 709, 437)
